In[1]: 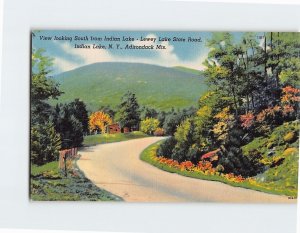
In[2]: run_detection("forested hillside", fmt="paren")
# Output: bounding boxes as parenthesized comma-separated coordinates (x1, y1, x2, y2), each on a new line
(149, 32, 299, 196)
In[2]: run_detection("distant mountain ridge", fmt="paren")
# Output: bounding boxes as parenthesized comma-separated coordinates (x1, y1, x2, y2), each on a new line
(52, 62, 207, 111)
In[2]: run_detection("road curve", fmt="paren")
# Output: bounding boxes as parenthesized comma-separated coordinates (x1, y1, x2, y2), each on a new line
(77, 137, 294, 203)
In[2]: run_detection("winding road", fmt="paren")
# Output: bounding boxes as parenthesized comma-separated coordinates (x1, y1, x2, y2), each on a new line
(77, 137, 294, 202)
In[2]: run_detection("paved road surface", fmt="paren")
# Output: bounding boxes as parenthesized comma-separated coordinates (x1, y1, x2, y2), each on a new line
(77, 137, 294, 202)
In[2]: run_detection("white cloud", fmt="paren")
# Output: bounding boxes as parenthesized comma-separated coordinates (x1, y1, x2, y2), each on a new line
(60, 42, 113, 64)
(53, 57, 80, 73)
(53, 35, 207, 73)
(181, 54, 207, 70)
(54, 42, 114, 72)
(131, 33, 180, 67)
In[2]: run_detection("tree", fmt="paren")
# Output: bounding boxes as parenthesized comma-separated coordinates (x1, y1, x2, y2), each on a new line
(30, 49, 62, 165)
(140, 118, 160, 135)
(116, 92, 140, 131)
(52, 104, 84, 149)
(217, 127, 263, 177)
(172, 119, 198, 163)
(68, 99, 89, 135)
(162, 111, 182, 135)
(157, 137, 177, 159)
(159, 107, 197, 136)
(203, 32, 244, 116)
(89, 111, 113, 133)
(31, 122, 61, 165)
(31, 48, 61, 125)
(98, 105, 116, 119)
(140, 106, 158, 120)
(212, 107, 235, 143)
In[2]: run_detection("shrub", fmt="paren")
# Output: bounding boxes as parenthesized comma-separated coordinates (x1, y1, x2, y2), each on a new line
(282, 147, 298, 157)
(240, 112, 255, 129)
(186, 145, 200, 164)
(172, 145, 190, 163)
(141, 117, 160, 135)
(157, 137, 177, 159)
(31, 122, 61, 165)
(283, 132, 296, 143)
(172, 119, 196, 163)
(219, 128, 263, 177)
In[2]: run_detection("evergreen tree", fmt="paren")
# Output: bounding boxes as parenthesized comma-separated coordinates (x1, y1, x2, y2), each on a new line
(140, 106, 158, 120)
(30, 48, 62, 165)
(68, 99, 89, 135)
(52, 104, 84, 149)
(31, 48, 61, 125)
(116, 91, 141, 131)
(31, 122, 61, 165)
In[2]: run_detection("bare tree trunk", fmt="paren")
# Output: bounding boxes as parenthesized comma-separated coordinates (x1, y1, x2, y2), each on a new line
(231, 86, 239, 116)
(251, 93, 255, 109)
(246, 94, 250, 112)
(264, 33, 268, 84)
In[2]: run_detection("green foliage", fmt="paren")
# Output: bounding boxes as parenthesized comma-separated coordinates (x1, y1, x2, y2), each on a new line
(116, 91, 140, 130)
(218, 127, 262, 177)
(140, 117, 160, 135)
(67, 99, 89, 134)
(162, 108, 195, 135)
(31, 49, 62, 165)
(174, 118, 192, 142)
(255, 147, 298, 197)
(52, 63, 207, 111)
(141, 141, 296, 196)
(98, 105, 116, 119)
(140, 106, 158, 120)
(241, 121, 299, 196)
(194, 91, 230, 150)
(157, 137, 177, 159)
(203, 32, 244, 115)
(52, 103, 84, 149)
(242, 120, 299, 167)
(30, 122, 61, 165)
(30, 161, 122, 201)
(279, 57, 300, 86)
(31, 49, 61, 125)
(172, 119, 198, 163)
(142, 32, 300, 196)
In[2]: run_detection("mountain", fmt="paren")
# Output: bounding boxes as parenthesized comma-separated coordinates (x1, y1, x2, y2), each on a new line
(52, 62, 207, 112)
(173, 66, 204, 76)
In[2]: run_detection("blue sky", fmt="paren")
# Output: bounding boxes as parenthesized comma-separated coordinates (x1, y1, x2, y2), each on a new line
(32, 30, 250, 74)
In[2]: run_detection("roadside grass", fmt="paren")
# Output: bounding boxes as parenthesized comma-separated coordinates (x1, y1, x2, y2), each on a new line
(30, 160, 122, 201)
(83, 131, 149, 146)
(30, 131, 150, 201)
(140, 141, 297, 197)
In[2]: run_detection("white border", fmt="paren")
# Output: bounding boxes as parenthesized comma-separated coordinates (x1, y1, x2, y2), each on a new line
(171, 0, 300, 5)
(0, 0, 299, 233)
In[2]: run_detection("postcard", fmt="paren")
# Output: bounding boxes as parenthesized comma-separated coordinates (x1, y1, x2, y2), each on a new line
(30, 30, 299, 202)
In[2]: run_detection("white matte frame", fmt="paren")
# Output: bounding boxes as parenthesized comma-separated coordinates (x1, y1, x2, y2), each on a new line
(0, 0, 299, 233)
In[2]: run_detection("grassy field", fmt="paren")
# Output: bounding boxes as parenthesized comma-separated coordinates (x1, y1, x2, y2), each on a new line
(83, 131, 149, 146)
(140, 141, 297, 197)
(52, 62, 206, 111)
(30, 160, 122, 201)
